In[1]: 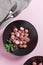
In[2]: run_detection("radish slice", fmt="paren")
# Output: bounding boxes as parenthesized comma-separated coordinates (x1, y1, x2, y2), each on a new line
(39, 63, 43, 65)
(19, 45, 23, 48)
(16, 32, 20, 37)
(25, 33, 29, 36)
(15, 40, 20, 44)
(25, 29, 28, 33)
(23, 41, 27, 44)
(13, 28, 18, 32)
(13, 39, 16, 43)
(20, 27, 24, 31)
(20, 41, 23, 44)
(11, 35, 15, 40)
(21, 32, 24, 36)
(23, 45, 27, 48)
(26, 38, 30, 42)
(19, 30, 22, 34)
(11, 32, 14, 35)
(32, 62, 37, 65)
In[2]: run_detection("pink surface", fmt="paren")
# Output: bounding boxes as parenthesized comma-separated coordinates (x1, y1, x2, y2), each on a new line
(0, 0, 43, 65)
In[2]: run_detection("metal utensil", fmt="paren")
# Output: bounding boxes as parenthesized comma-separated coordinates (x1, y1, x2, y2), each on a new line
(0, 2, 17, 25)
(0, 0, 32, 29)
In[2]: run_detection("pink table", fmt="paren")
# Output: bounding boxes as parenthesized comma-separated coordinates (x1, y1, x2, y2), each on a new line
(0, 0, 43, 65)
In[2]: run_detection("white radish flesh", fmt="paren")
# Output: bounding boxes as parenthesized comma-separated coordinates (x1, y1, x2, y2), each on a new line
(32, 62, 37, 65)
(25, 29, 28, 33)
(16, 32, 20, 37)
(20, 27, 24, 31)
(11, 35, 15, 40)
(15, 40, 20, 44)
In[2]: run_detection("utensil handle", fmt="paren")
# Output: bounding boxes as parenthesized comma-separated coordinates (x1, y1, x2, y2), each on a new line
(0, 14, 9, 25)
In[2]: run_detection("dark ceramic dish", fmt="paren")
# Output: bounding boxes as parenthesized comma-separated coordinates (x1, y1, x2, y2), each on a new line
(24, 56, 43, 65)
(3, 20, 38, 56)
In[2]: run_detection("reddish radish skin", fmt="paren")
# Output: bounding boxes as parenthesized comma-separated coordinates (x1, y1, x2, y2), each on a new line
(23, 36, 28, 41)
(20, 41, 23, 44)
(26, 38, 30, 42)
(21, 32, 24, 36)
(16, 32, 20, 37)
(13, 28, 18, 32)
(19, 30, 22, 34)
(24, 33, 29, 37)
(15, 37, 19, 40)
(20, 35, 24, 39)
(23, 41, 27, 44)
(12, 39, 15, 43)
(10, 27, 30, 49)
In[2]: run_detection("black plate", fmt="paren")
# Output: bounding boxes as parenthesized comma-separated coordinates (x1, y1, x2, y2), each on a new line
(3, 20, 38, 56)
(24, 56, 43, 65)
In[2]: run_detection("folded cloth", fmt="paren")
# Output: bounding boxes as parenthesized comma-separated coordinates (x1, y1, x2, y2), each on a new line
(0, 0, 15, 22)
(0, 0, 31, 25)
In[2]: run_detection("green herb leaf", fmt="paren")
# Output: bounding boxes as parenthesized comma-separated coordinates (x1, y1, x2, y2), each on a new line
(6, 40, 12, 44)
(7, 47, 10, 52)
(11, 47, 14, 52)
(5, 40, 14, 52)
(5, 44, 9, 48)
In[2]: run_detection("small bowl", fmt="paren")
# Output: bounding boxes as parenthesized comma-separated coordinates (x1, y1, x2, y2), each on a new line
(24, 56, 43, 65)
(3, 20, 38, 56)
